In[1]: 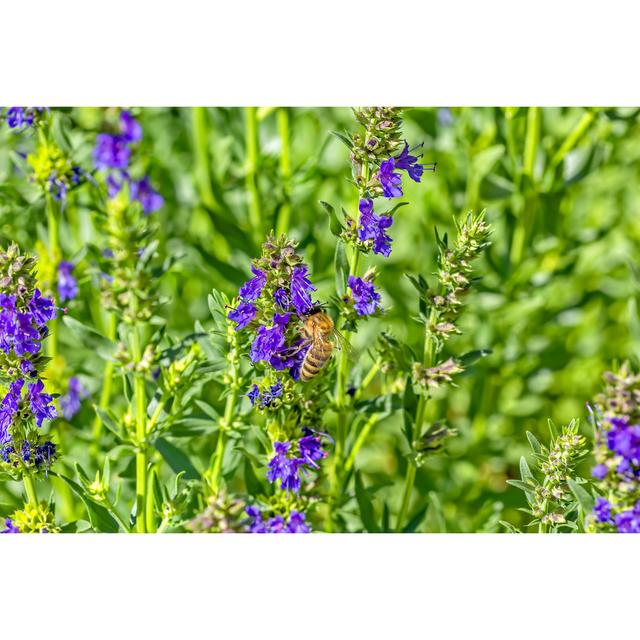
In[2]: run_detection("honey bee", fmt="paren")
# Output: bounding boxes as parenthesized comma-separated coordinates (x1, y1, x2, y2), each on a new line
(299, 309, 345, 382)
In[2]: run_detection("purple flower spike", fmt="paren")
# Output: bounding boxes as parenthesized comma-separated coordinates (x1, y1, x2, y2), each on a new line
(358, 198, 394, 257)
(290, 264, 316, 315)
(348, 275, 382, 316)
(267, 441, 301, 493)
(57, 261, 78, 302)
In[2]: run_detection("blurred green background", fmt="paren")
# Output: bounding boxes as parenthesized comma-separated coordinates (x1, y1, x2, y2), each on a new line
(1, 106, 639, 531)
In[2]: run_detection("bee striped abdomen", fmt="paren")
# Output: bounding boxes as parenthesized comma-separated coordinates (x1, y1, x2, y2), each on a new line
(300, 340, 333, 381)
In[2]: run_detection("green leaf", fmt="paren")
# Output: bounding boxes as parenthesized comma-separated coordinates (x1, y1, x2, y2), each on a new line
(526, 431, 542, 455)
(471, 144, 505, 181)
(403, 503, 429, 533)
(355, 471, 379, 533)
(567, 479, 595, 515)
(320, 200, 343, 236)
(62, 316, 115, 359)
(243, 458, 265, 496)
(459, 349, 492, 366)
(330, 130, 353, 150)
(154, 438, 200, 480)
(56, 474, 120, 533)
(402, 378, 418, 448)
(334, 239, 349, 298)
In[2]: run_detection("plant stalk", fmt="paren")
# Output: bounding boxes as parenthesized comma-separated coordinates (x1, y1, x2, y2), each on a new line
(276, 107, 292, 236)
(245, 107, 263, 245)
(23, 475, 38, 505)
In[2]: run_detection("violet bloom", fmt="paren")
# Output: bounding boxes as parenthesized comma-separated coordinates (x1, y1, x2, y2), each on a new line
(12, 313, 41, 356)
(120, 110, 142, 143)
(273, 288, 290, 310)
(238, 265, 267, 302)
(130, 176, 164, 214)
(245, 506, 269, 533)
(246, 384, 260, 406)
(290, 264, 316, 315)
(28, 289, 56, 326)
(249, 313, 289, 364)
(593, 497, 612, 524)
(93, 134, 131, 170)
(0, 518, 19, 533)
(285, 511, 310, 533)
(394, 142, 425, 182)
(28, 379, 57, 427)
(5, 107, 45, 129)
(298, 430, 328, 469)
(60, 377, 89, 420)
(614, 501, 640, 533)
(378, 157, 403, 198)
(591, 464, 608, 480)
(267, 441, 301, 493)
(259, 381, 283, 408)
(606, 417, 640, 464)
(358, 198, 394, 257)
(57, 261, 78, 302)
(347, 275, 382, 316)
(227, 301, 256, 331)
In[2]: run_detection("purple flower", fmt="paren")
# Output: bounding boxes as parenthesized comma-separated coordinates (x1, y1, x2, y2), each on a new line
(2, 379, 24, 415)
(13, 313, 41, 356)
(298, 430, 328, 469)
(93, 134, 131, 170)
(592, 464, 608, 480)
(0, 518, 19, 533)
(267, 441, 301, 493)
(274, 288, 290, 310)
(259, 381, 283, 408)
(34, 441, 56, 472)
(4, 107, 45, 129)
(606, 417, 640, 464)
(238, 265, 267, 302)
(130, 176, 164, 214)
(28, 379, 57, 427)
(20, 360, 36, 377)
(348, 275, 382, 316)
(0, 409, 12, 445)
(285, 510, 310, 533)
(120, 110, 142, 143)
(614, 501, 640, 533)
(60, 377, 89, 420)
(268, 515, 287, 532)
(29, 289, 57, 326)
(246, 384, 260, 406)
(249, 313, 289, 364)
(394, 142, 425, 182)
(245, 506, 269, 533)
(228, 301, 256, 331)
(57, 261, 78, 302)
(106, 172, 125, 198)
(593, 497, 612, 524)
(357, 198, 394, 257)
(378, 157, 403, 198)
(290, 264, 316, 315)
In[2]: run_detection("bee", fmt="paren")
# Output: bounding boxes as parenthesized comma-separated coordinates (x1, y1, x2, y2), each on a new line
(299, 309, 346, 382)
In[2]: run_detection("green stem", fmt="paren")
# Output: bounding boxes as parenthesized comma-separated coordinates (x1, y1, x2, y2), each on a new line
(276, 107, 292, 236)
(23, 475, 38, 505)
(344, 413, 380, 474)
(245, 107, 263, 245)
(191, 107, 217, 210)
(146, 466, 157, 533)
(395, 309, 437, 532)
(46, 194, 59, 359)
(354, 358, 382, 402)
(130, 320, 147, 533)
(91, 313, 117, 460)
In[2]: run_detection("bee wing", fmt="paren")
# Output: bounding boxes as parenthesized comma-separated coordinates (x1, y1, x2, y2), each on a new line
(332, 327, 353, 353)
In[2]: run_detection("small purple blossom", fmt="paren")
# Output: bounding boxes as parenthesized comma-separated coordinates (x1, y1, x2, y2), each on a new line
(285, 510, 310, 533)
(358, 199, 394, 257)
(267, 441, 301, 493)
(298, 430, 328, 469)
(245, 506, 269, 533)
(29, 289, 57, 327)
(120, 110, 142, 143)
(614, 500, 640, 533)
(244, 506, 311, 534)
(28, 379, 57, 427)
(13, 313, 41, 356)
(394, 142, 425, 182)
(249, 313, 289, 364)
(592, 464, 608, 480)
(228, 301, 256, 331)
(57, 261, 78, 302)
(238, 265, 267, 302)
(348, 275, 382, 316)
(290, 264, 316, 315)
(4, 107, 45, 129)
(93, 134, 131, 170)
(0, 518, 19, 533)
(378, 157, 403, 198)
(274, 288, 290, 310)
(60, 377, 89, 420)
(593, 497, 613, 524)
(130, 176, 164, 214)
(259, 381, 283, 408)
(246, 384, 260, 406)
(606, 417, 640, 465)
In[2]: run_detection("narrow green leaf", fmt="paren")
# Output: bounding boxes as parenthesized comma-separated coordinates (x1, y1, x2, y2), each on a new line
(154, 438, 200, 480)
(56, 474, 119, 533)
(567, 479, 595, 515)
(320, 200, 343, 236)
(334, 239, 349, 298)
(355, 471, 379, 533)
